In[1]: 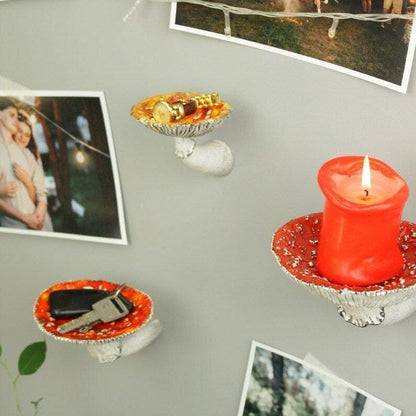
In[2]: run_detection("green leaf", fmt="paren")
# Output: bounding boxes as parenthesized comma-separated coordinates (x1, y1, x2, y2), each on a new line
(31, 397, 43, 408)
(18, 341, 47, 376)
(31, 398, 43, 405)
(0, 344, 2, 357)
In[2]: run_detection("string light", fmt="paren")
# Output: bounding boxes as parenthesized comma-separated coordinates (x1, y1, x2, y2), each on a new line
(75, 148, 86, 165)
(124, 0, 144, 22)
(12, 96, 111, 159)
(29, 105, 111, 159)
(124, 0, 415, 24)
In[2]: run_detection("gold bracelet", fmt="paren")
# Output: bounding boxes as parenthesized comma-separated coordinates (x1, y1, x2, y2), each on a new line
(193, 92, 221, 108)
(152, 93, 221, 123)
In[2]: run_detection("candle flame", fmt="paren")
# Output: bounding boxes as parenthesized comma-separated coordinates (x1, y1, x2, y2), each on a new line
(361, 155, 371, 194)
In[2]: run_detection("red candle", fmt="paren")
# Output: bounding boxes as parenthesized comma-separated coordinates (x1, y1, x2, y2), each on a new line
(317, 155, 409, 286)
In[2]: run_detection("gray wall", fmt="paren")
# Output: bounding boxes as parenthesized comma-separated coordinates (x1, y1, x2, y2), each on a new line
(0, 1, 415, 414)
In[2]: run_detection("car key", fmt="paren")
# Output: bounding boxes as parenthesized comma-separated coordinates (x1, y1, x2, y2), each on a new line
(49, 288, 134, 318)
(57, 286, 130, 334)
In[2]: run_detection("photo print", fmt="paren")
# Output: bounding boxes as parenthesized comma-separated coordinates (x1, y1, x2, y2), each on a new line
(238, 341, 401, 416)
(0, 91, 127, 244)
(171, 0, 416, 93)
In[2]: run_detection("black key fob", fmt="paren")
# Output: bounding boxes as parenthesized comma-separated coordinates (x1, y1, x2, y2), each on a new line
(49, 289, 134, 319)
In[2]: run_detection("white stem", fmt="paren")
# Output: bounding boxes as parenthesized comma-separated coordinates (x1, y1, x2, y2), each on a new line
(175, 138, 234, 176)
(174, 137, 196, 159)
(87, 320, 163, 363)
